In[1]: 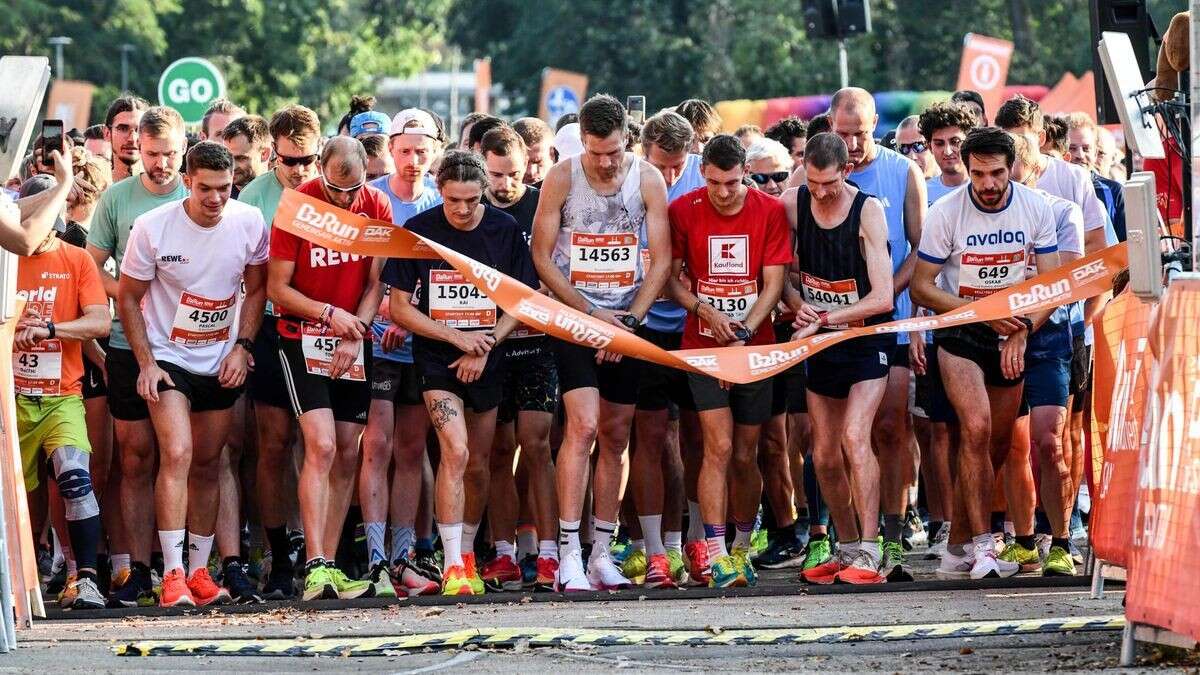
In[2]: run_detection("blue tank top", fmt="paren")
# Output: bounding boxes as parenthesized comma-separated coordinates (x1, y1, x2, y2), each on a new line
(644, 154, 706, 333)
(851, 147, 911, 345)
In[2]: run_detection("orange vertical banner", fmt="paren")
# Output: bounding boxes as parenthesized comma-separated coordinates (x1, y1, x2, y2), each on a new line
(0, 300, 40, 624)
(473, 58, 491, 114)
(45, 80, 95, 131)
(955, 33, 1014, 119)
(539, 68, 587, 128)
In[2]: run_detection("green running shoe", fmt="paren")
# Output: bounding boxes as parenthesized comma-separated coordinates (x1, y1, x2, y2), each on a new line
(802, 537, 833, 571)
(708, 554, 746, 588)
(302, 564, 337, 601)
(731, 545, 757, 586)
(665, 548, 687, 584)
(366, 562, 398, 598)
(1042, 546, 1076, 577)
(621, 549, 648, 583)
(881, 540, 913, 582)
(750, 529, 768, 557)
(999, 542, 1042, 573)
(328, 566, 372, 599)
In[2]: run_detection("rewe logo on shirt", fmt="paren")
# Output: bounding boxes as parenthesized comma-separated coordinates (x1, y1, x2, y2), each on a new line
(160, 254, 189, 264)
(708, 235, 748, 276)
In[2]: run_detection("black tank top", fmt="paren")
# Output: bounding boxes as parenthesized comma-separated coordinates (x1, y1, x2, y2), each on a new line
(794, 186, 891, 331)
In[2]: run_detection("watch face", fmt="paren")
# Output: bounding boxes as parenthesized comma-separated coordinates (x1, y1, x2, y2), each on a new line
(620, 314, 638, 328)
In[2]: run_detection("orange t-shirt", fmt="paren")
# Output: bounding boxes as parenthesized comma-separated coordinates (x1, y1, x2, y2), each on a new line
(14, 238, 107, 397)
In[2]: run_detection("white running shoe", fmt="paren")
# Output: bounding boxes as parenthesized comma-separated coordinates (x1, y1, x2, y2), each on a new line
(935, 546, 974, 579)
(586, 552, 632, 590)
(991, 532, 1006, 555)
(926, 522, 951, 560)
(971, 542, 1020, 580)
(555, 550, 592, 592)
(1034, 533, 1052, 560)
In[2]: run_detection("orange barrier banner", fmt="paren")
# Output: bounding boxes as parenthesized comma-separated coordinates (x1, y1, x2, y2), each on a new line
(0, 299, 40, 624)
(274, 189, 1129, 385)
(1126, 278, 1200, 644)
(1088, 291, 1154, 567)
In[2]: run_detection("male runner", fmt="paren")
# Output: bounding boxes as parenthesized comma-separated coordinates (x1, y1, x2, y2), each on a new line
(14, 191, 110, 609)
(784, 133, 895, 585)
(513, 118, 555, 186)
(268, 137, 390, 600)
(668, 134, 790, 588)
(118, 142, 268, 607)
(220, 115, 270, 194)
(895, 116, 938, 180)
(829, 88, 926, 579)
(86, 106, 190, 606)
(531, 94, 671, 591)
(911, 127, 1060, 580)
(103, 96, 149, 183)
(239, 104, 322, 600)
(358, 108, 444, 597)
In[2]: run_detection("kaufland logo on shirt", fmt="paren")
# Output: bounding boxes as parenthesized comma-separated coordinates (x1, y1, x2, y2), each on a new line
(708, 235, 748, 276)
(965, 229, 1026, 247)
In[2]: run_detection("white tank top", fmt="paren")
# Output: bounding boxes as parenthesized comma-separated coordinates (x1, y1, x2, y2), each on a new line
(553, 153, 647, 311)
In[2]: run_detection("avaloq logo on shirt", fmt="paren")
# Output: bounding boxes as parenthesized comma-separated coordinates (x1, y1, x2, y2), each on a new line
(965, 229, 1026, 247)
(708, 235, 748, 276)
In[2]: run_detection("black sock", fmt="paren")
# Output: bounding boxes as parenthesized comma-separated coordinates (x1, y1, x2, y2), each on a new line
(266, 526, 293, 570)
(304, 557, 327, 573)
(1016, 534, 1035, 549)
(223, 556, 243, 569)
(66, 515, 101, 573)
(1051, 537, 1071, 551)
(1034, 510, 1052, 535)
(989, 511, 1006, 535)
(78, 569, 98, 583)
(150, 551, 164, 576)
(810, 533, 828, 543)
(929, 520, 944, 537)
(883, 514, 903, 543)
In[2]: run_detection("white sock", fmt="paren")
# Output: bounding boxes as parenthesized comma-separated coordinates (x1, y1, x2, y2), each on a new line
(365, 522, 387, 566)
(842, 540, 861, 555)
(591, 518, 618, 559)
(859, 538, 880, 565)
(159, 529, 186, 574)
(495, 540, 516, 563)
(517, 526, 537, 557)
(461, 522, 478, 555)
(639, 514, 665, 556)
(632, 538, 645, 552)
(558, 519, 581, 557)
(732, 524, 753, 550)
(687, 501, 704, 541)
(111, 553, 131, 576)
(438, 522, 463, 569)
(538, 539, 558, 561)
(972, 533, 994, 552)
(186, 532, 214, 579)
(664, 531, 683, 554)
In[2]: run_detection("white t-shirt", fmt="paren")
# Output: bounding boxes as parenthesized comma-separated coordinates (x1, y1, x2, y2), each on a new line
(918, 181, 1057, 299)
(121, 198, 269, 375)
(1036, 156, 1105, 235)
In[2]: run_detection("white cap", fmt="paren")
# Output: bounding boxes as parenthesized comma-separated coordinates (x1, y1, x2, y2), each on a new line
(389, 108, 440, 139)
(553, 122, 583, 159)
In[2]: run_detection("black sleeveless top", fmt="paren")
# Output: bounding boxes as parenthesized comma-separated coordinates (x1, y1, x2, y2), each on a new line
(794, 186, 892, 332)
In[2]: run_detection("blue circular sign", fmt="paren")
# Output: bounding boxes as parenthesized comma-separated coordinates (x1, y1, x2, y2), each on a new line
(546, 85, 580, 124)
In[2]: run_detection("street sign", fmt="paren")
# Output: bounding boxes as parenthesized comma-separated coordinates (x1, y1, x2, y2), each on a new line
(157, 57, 225, 125)
(539, 69, 587, 127)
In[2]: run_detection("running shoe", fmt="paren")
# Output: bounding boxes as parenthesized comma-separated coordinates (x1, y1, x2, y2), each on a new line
(413, 549, 442, 584)
(935, 547, 974, 580)
(71, 577, 106, 610)
(534, 556, 559, 592)
(329, 566, 373, 599)
(223, 561, 264, 604)
(991, 532, 1006, 555)
(708, 554, 746, 589)
(188, 568, 232, 606)
(441, 565, 474, 596)
(835, 550, 886, 584)
(756, 535, 805, 569)
(731, 545, 757, 587)
(365, 562, 398, 598)
(970, 542, 1020, 580)
(998, 542, 1042, 573)
(393, 558, 439, 596)
(802, 547, 852, 585)
(159, 569, 196, 608)
(586, 552, 632, 590)
(643, 553, 677, 589)
(1043, 546, 1077, 577)
(113, 562, 156, 607)
(262, 566, 297, 600)
(750, 529, 769, 557)
(481, 555, 523, 592)
(288, 530, 305, 567)
(110, 566, 131, 593)
(37, 547, 52, 582)
(609, 537, 632, 564)
(683, 540, 711, 587)
(555, 550, 592, 592)
(1035, 533, 1052, 560)
(801, 536, 833, 572)
(1068, 539, 1085, 565)
(58, 574, 78, 607)
(462, 552, 485, 595)
(45, 565, 67, 597)
(665, 548, 688, 585)
(881, 540, 913, 582)
(621, 549, 647, 583)
(303, 564, 337, 601)
(902, 510, 928, 550)
(925, 522, 950, 560)
(519, 554, 538, 588)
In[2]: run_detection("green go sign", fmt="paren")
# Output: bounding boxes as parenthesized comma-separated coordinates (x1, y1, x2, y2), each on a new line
(157, 57, 226, 125)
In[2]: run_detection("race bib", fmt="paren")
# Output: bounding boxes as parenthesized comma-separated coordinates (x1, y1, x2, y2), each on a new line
(14, 340, 63, 396)
(800, 272, 863, 329)
(428, 269, 496, 328)
(698, 280, 757, 338)
(959, 250, 1025, 299)
(170, 291, 236, 346)
(570, 232, 637, 290)
(301, 322, 365, 381)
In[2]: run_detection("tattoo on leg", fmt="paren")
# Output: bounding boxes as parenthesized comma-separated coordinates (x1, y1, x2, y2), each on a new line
(428, 397, 458, 430)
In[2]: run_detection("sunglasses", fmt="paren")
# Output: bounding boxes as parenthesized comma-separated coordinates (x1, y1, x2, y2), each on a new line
(275, 147, 319, 167)
(322, 175, 365, 194)
(898, 142, 928, 156)
(750, 171, 790, 185)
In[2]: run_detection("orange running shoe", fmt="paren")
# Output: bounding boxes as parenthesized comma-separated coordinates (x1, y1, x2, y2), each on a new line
(187, 568, 232, 606)
(644, 553, 678, 589)
(801, 549, 852, 585)
(480, 555, 523, 592)
(683, 540, 711, 586)
(462, 552, 484, 594)
(441, 565, 474, 596)
(534, 556, 558, 591)
(834, 550, 886, 585)
(159, 568, 195, 608)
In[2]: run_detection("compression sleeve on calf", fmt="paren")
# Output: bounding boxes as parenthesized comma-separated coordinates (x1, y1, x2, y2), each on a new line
(50, 446, 99, 521)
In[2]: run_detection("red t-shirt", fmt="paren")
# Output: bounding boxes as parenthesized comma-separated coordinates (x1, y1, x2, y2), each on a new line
(670, 187, 792, 349)
(1143, 137, 1184, 235)
(269, 177, 393, 338)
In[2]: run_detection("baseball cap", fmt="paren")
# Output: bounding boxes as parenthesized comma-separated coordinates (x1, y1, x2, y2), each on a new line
(18, 174, 66, 233)
(349, 111, 390, 138)
(553, 123, 583, 159)
(389, 108, 439, 139)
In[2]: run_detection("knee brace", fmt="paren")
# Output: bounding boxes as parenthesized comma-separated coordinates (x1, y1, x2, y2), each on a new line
(49, 446, 99, 521)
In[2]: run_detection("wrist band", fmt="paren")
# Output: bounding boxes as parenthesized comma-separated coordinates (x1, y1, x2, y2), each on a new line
(46, 321, 56, 339)
(320, 304, 333, 325)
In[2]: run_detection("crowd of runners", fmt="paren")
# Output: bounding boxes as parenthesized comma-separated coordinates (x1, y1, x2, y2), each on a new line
(3, 80, 1126, 609)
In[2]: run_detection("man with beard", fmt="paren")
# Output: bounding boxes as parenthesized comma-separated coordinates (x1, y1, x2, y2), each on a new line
(104, 96, 149, 183)
(220, 116, 270, 197)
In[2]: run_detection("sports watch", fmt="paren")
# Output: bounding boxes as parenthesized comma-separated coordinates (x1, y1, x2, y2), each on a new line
(618, 313, 640, 330)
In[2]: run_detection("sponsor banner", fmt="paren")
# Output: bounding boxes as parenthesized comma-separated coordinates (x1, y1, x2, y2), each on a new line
(45, 79, 95, 131)
(539, 68, 587, 127)
(274, 189, 1128, 385)
(1126, 278, 1200, 644)
(1088, 291, 1153, 567)
(955, 33, 1014, 119)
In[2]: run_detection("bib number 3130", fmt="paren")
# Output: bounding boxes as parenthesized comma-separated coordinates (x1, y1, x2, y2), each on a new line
(301, 323, 365, 381)
(698, 280, 757, 338)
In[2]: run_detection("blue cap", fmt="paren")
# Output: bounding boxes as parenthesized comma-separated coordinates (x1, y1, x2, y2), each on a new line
(349, 111, 390, 138)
